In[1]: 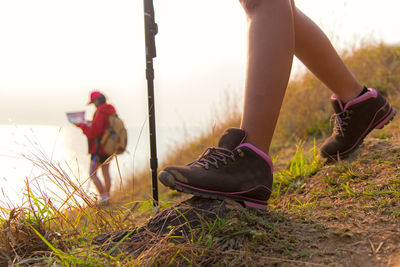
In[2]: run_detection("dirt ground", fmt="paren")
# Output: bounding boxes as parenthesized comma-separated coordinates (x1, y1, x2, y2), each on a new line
(99, 134, 400, 266)
(268, 137, 400, 266)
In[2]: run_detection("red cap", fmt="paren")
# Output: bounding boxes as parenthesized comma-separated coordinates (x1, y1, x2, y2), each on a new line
(88, 91, 102, 104)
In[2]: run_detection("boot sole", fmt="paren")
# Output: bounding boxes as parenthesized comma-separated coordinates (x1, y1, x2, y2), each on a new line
(159, 171, 268, 210)
(322, 106, 397, 161)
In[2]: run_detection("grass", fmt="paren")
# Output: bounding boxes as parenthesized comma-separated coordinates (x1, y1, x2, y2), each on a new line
(1, 42, 400, 266)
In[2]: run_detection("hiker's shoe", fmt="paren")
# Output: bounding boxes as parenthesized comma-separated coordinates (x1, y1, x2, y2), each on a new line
(159, 128, 273, 210)
(100, 194, 110, 201)
(98, 194, 110, 206)
(321, 87, 396, 160)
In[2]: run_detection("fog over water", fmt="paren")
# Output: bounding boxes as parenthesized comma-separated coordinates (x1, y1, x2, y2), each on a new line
(0, 123, 189, 207)
(1, 0, 400, 128)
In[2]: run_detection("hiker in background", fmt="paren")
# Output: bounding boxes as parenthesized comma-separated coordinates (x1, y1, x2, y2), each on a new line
(158, 0, 396, 209)
(77, 91, 116, 202)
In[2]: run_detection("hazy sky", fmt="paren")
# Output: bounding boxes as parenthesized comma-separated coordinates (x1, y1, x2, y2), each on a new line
(1, 0, 399, 131)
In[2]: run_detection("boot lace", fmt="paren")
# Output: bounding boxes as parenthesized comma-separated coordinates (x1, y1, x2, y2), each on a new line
(330, 110, 353, 137)
(187, 147, 239, 169)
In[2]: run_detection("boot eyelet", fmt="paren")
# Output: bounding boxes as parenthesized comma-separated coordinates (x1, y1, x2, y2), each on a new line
(223, 159, 227, 165)
(204, 165, 210, 170)
(237, 149, 245, 158)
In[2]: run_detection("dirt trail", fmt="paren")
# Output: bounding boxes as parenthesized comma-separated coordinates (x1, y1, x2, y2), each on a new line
(97, 136, 400, 266)
(270, 136, 400, 266)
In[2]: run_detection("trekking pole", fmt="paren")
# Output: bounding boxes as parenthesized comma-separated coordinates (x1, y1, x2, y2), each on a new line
(143, 0, 159, 206)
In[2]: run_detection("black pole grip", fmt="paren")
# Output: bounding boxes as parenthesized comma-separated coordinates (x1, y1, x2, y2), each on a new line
(144, 0, 157, 59)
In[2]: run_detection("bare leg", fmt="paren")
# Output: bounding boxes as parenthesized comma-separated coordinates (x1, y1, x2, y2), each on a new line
(239, 0, 295, 153)
(90, 162, 105, 196)
(292, 4, 363, 102)
(101, 164, 111, 197)
(158, 0, 389, 210)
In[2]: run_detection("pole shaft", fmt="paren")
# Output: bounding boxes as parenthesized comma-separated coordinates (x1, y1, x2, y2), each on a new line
(143, 0, 158, 206)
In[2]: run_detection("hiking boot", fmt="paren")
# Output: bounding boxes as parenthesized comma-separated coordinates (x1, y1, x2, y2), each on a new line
(321, 87, 396, 160)
(159, 128, 273, 210)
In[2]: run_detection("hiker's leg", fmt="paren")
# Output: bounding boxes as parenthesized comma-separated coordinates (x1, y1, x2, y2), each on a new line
(101, 164, 111, 197)
(159, 0, 288, 209)
(90, 162, 105, 195)
(291, 2, 396, 159)
(240, 0, 295, 153)
(292, 4, 363, 102)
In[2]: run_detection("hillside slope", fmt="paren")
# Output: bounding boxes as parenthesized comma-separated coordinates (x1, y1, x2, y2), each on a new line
(122, 124, 399, 266)
(1, 43, 399, 266)
(119, 42, 400, 266)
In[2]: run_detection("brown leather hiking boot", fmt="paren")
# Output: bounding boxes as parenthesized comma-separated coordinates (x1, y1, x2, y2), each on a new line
(159, 128, 273, 210)
(321, 87, 396, 160)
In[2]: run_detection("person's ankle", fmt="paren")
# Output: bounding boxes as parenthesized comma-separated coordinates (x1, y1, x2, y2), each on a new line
(341, 86, 369, 106)
(337, 84, 364, 103)
(101, 194, 109, 201)
(238, 126, 271, 154)
(242, 137, 269, 155)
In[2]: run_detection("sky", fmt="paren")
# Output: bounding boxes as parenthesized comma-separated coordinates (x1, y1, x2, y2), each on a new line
(1, 0, 400, 134)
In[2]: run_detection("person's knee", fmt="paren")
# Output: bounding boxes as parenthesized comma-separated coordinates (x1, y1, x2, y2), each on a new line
(101, 165, 110, 176)
(240, 0, 293, 15)
(290, 0, 295, 12)
(239, 0, 262, 14)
